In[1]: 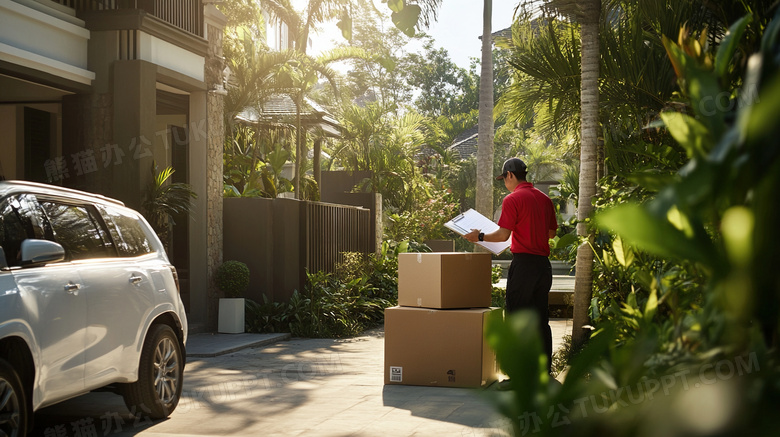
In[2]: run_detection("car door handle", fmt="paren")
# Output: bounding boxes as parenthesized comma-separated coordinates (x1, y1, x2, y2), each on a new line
(64, 282, 81, 294)
(129, 275, 143, 285)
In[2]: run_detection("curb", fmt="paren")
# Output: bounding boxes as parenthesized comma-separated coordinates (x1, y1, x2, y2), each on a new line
(186, 333, 291, 358)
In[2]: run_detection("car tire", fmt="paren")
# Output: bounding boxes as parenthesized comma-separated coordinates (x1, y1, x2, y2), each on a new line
(122, 324, 183, 419)
(0, 358, 27, 437)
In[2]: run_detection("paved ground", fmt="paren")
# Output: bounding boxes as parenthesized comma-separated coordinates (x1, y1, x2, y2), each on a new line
(31, 319, 573, 437)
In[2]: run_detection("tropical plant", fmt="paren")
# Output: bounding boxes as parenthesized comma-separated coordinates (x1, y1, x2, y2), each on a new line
(244, 241, 407, 337)
(331, 103, 429, 211)
(484, 8, 780, 436)
(499, 0, 770, 346)
(224, 129, 294, 199)
(384, 186, 459, 244)
(142, 163, 197, 249)
(257, 0, 381, 199)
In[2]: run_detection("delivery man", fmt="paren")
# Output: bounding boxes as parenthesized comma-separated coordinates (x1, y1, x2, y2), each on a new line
(463, 157, 558, 376)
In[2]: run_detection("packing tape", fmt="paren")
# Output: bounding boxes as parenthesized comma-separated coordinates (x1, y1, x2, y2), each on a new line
(417, 298, 422, 306)
(417, 253, 422, 263)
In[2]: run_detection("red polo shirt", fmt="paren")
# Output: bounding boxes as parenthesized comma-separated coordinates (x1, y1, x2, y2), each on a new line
(497, 182, 558, 256)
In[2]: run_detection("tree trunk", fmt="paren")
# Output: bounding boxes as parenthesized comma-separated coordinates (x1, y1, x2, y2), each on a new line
(294, 92, 303, 199)
(572, 0, 600, 348)
(476, 0, 494, 221)
(314, 137, 322, 197)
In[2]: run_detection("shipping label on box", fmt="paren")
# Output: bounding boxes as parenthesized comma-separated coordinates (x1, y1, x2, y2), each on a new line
(389, 366, 403, 382)
(398, 252, 492, 309)
(384, 306, 501, 388)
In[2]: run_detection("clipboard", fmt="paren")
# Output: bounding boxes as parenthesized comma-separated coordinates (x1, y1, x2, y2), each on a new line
(444, 208, 510, 255)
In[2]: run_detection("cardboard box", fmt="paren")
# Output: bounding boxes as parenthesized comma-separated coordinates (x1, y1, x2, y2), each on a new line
(398, 252, 492, 309)
(384, 306, 501, 388)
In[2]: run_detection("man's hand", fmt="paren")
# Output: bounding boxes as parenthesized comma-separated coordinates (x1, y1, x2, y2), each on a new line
(464, 229, 481, 243)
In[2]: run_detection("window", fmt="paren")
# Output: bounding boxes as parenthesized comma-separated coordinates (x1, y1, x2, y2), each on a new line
(0, 194, 51, 267)
(99, 206, 154, 257)
(40, 201, 114, 260)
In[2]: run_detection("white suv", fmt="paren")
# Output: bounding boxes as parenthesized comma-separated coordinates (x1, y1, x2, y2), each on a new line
(0, 181, 188, 436)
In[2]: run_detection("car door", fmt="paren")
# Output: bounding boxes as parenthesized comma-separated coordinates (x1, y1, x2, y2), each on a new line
(87, 204, 160, 383)
(0, 194, 87, 406)
(37, 199, 156, 387)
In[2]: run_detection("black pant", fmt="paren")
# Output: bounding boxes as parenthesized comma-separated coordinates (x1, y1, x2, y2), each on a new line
(506, 253, 553, 372)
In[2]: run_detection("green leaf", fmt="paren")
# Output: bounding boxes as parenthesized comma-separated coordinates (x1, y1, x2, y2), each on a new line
(666, 205, 694, 238)
(379, 56, 396, 72)
(387, 0, 404, 13)
(687, 68, 726, 138)
(224, 184, 240, 197)
(745, 72, 780, 143)
(660, 111, 713, 158)
(626, 291, 637, 309)
(661, 35, 688, 81)
(662, 36, 725, 138)
(485, 310, 544, 409)
(336, 14, 352, 41)
(714, 15, 752, 79)
(644, 288, 658, 323)
(391, 5, 421, 37)
(721, 206, 754, 267)
(555, 232, 577, 249)
(590, 296, 600, 320)
(596, 203, 716, 267)
(626, 169, 678, 192)
(556, 324, 614, 401)
(612, 237, 634, 267)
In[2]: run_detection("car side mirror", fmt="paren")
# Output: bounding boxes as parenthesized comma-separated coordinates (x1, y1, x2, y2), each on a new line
(20, 239, 66, 267)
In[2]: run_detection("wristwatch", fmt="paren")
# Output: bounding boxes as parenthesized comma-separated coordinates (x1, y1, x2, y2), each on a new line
(478, 232, 485, 242)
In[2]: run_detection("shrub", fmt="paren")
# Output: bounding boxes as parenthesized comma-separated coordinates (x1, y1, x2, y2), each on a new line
(215, 260, 250, 298)
(384, 188, 459, 244)
(244, 242, 407, 337)
(491, 264, 506, 308)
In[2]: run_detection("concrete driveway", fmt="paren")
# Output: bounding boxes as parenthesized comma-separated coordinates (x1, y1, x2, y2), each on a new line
(31, 319, 573, 437)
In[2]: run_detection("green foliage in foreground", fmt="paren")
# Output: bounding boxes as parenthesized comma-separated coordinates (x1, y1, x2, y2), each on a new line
(485, 9, 780, 436)
(244, 241, 406, 338)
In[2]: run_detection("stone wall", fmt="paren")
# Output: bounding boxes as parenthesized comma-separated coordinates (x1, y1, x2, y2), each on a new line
(61, 93, 114, 195)
(204, 8, 226, 330)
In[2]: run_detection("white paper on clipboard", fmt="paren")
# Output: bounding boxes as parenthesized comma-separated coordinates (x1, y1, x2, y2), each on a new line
(444, 208, 510, 255)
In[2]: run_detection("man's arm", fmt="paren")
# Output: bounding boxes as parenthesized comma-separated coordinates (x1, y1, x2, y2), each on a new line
(463, 227, 511, 243)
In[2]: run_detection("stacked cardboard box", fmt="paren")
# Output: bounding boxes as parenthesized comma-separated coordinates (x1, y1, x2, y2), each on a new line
(384, 252, 501, 388)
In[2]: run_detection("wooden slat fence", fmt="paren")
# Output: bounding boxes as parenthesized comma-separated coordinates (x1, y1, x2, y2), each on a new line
(300, 201, 373, 274)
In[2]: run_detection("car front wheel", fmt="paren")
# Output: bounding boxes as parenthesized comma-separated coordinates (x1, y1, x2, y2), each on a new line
(122, 324, 183, 419)
(0, 358, 27, 437)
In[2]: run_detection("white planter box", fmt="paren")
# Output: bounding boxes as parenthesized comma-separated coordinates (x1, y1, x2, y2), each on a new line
(218, 298, 245, 334)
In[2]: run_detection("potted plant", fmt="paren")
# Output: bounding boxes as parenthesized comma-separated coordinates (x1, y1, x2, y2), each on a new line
(216, 260, 250, 333)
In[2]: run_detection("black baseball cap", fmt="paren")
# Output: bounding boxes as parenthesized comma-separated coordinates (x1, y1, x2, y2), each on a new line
(496, 158, 527, 180)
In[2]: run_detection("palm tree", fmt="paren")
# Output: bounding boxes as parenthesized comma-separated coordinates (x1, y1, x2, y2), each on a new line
(331, 102, 428, 212)
(494, 0, 601, 347)
(503, 0, 757, 346)
(257, 0, 377, 198)
(572, 0, 600, 348)
(476, 0, 495, 221)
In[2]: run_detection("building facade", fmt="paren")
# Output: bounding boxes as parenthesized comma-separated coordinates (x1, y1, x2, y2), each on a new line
(0, 0, 226, 330)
